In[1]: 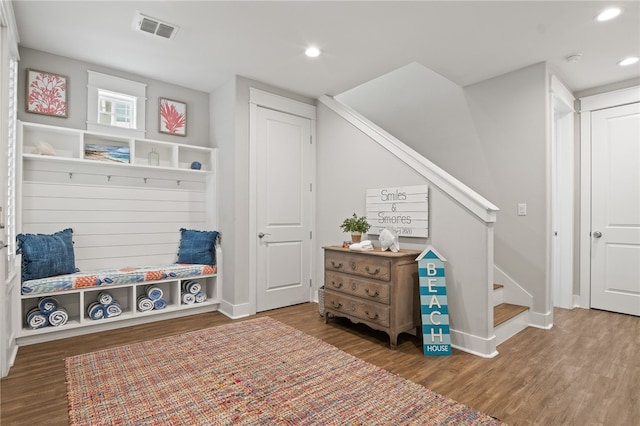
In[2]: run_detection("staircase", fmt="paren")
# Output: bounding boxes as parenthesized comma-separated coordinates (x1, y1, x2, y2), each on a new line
(493, 284, 529, 346)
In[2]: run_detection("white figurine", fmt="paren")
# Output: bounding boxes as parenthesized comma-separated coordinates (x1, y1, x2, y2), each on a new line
(379, 228, 399, 252)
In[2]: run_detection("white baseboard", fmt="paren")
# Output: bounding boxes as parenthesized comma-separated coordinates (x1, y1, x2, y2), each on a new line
(529, 310, 554, 329)
(450, 328, 498, 358)
(573, 294, 589, 309)
(218, 300, 253, 319)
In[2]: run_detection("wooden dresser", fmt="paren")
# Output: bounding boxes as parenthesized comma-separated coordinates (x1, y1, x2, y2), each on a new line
(322, 246, 420, 348)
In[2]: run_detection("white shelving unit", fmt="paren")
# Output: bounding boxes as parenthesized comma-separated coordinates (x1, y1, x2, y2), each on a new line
(20, 121, 215, 172)
(16, 121, 221, 345)
(18, 274, 219, 341)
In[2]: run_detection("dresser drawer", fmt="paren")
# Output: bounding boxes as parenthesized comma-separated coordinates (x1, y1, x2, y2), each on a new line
(324, 272, 391, 304)
(324, 290, 390, 327)
(325, 251, 391, 281)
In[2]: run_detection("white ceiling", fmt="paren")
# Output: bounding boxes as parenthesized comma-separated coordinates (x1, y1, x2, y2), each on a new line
(11, 1, 640, 98)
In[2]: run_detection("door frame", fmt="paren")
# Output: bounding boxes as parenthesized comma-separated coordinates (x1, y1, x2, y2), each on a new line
(248, 88, 316, 315)
(550, 76, 575, 309)
(578, 86, 640, 308)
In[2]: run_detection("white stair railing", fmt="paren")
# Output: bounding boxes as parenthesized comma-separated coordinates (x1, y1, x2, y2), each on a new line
(318, 95, 499, 224)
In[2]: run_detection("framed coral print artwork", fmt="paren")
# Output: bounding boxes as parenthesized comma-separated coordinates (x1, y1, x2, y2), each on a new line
(26, 69, 68, 118)
(159, 97, 187, 136)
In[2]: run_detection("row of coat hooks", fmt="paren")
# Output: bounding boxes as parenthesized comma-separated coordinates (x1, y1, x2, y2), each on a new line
(64, 171, 198, 187)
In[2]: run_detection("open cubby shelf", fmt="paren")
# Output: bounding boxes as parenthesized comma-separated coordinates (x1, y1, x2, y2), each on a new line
(20, 121, 215, 173)
(19, 274, 219, 338)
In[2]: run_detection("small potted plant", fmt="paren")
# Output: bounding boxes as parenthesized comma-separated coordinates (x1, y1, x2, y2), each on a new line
(339, 213, 371, 243)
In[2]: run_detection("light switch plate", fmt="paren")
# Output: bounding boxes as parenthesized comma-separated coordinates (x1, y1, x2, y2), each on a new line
(517, 203, 527, 216)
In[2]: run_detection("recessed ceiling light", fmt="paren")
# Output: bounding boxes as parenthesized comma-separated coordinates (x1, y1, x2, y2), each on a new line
(618, 56, 639, 66)
(596, 7, 621, 21)
(305, 46, 321, 58)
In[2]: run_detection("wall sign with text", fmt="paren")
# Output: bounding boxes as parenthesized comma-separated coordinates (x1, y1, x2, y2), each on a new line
(416, 246, 451, 356)
(366, 185, 429, 238)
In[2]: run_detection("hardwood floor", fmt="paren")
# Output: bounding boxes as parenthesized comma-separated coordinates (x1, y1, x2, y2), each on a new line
(1, 303, 638, 425)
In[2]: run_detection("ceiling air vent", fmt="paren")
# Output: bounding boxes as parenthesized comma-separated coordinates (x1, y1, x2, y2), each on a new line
(133, 12, 179, 40)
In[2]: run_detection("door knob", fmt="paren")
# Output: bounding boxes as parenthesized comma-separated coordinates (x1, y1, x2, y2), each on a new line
(593, 231, 602, 238)
(258, 232, 271, 239)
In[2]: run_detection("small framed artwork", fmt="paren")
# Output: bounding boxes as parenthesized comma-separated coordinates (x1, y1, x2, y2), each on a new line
(26, 69, 68, 118)
(84, 144, 130, 164)
(159, 97, 187, 136)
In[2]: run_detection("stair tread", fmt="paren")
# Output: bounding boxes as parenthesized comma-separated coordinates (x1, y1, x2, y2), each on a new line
(493, 283, 504, 290)
(494, 303, 528, 327)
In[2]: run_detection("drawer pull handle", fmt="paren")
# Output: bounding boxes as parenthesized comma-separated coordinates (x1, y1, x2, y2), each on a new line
(330, 261, 343, 269)
(350, 262, 357, 271)
(365, 288, 380, 297)
(365, 266, 380, 276)
(330, 280, 343, 289)
(352, 282, 357, 291)
(365, 311, 379, 320)
(331, 301, 343, 309)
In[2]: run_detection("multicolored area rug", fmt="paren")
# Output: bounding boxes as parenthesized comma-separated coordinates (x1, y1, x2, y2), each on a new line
(66, 317, 505, 425)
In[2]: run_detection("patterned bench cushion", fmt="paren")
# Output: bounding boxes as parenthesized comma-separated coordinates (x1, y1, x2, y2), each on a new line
(21, 264, 217, 295)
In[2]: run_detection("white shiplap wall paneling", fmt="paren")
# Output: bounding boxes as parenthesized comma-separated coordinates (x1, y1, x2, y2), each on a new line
(19, 121, 217, 272)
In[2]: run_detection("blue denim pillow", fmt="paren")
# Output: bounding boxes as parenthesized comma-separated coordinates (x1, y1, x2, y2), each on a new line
(17, 228, 77, 282)
(177, 228, 219, 265)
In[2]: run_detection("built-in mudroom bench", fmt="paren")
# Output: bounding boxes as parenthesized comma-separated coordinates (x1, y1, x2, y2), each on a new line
(14, 121, 221, 345)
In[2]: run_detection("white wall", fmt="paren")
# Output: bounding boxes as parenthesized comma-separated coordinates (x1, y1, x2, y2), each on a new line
(18, 48, 211, 147)
(465, 63, 549, 315)
(210, 75, 314, 312)
(336, 62, 494, 195)
(336, 61, 551, 317)
(210, 78, 236, 305)
(316, 103, 495, 350)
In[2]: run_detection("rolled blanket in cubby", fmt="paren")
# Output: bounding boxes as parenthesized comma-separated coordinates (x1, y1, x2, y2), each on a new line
(87, 302, 105, 320)
(181, 292, 196, 305)
(97, 291, 114, 305)
(137, 295, 154, 312)
(182, 280, 201, 295)
(105, 303, 122, 318)
(146, 286, 163, 301)
(38, 297, 58, 314)
(195, 291, 207, 303)
(153, 298, 167, 310)
(48, 308, 68, 327)
(26, 307, 49, 329)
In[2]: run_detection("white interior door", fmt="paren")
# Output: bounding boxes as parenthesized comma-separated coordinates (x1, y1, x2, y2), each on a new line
(256, 106, 312, 311)
(590, 102, 640, 316)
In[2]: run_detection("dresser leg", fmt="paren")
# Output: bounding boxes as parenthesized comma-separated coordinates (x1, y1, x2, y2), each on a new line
(389, 334, 398, 349)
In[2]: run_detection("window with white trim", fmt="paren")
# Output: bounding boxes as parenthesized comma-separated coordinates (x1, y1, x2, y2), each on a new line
(87, 71, 147, 138)
(98, 90, 136, 129)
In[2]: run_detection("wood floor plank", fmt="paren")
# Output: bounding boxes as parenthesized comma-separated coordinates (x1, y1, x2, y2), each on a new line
(1, 303, 639, 425)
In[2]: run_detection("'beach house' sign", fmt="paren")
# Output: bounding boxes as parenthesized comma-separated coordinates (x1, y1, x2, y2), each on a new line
(416, 246, 451, 356)
(365, 185, 428, 238)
